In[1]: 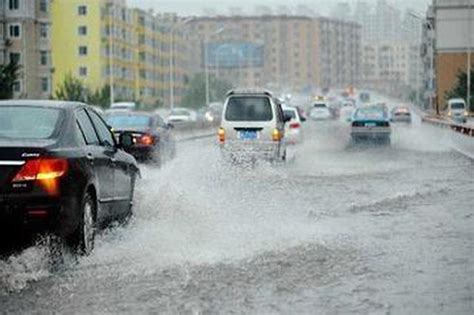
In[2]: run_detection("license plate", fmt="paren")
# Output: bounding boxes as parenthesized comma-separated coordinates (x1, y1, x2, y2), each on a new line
(365, 122, 376, 127)
(239, 131, 257, 140)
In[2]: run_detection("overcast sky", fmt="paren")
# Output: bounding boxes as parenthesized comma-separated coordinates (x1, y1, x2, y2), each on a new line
(128, 0, 431, 16)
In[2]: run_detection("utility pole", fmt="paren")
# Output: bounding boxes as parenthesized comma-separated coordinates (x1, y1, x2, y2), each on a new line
(170, 30, 175, 110)
(204, 36, 210, 107)
(108, 4, 115, 107)
(467, 0, 472, 111)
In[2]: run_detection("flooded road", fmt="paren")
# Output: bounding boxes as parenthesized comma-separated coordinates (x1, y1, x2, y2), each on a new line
(1, 117, 473, 314)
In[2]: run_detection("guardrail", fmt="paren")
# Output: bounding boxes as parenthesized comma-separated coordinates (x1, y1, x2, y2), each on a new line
(421, 115, 474, 159)
(171, 120, 219, 142)
(421, 116, 474, 137)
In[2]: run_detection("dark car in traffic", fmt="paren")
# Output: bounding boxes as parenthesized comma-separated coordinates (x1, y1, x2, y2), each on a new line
(106, 111, 176, 166)
(0, 101, 139, 255)
(351, 105, 392, 144)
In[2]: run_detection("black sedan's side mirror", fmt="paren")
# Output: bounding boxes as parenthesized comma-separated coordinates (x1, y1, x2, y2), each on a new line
(300, 116, 307, 122)
(118, 133, 134, 149)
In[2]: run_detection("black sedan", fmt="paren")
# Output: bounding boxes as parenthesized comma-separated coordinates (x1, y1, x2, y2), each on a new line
(0, 101, 139, 255)
(106, 111, 176, 166)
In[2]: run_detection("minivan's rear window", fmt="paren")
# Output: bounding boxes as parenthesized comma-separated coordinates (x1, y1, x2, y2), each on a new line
(225, 97, 273, 121)
(0, 106, 62, 139)
(451, 102, 465, 110)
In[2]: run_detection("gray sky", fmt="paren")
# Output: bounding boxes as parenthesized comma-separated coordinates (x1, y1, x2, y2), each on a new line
(128, 0, 431, 16)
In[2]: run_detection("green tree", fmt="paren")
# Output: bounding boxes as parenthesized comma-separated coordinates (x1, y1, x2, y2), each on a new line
(55, 73, 89, 102)
(446, 69, 474, 111)
(89, 84, 111, 109)
(181, 73, 232, 109)
(0, 60, 21, 99)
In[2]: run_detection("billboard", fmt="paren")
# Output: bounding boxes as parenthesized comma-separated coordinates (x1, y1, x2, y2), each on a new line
(206, 42, 264, 68)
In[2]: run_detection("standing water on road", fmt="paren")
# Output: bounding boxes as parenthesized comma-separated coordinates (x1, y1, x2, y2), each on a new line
(1, 117, 473, 314)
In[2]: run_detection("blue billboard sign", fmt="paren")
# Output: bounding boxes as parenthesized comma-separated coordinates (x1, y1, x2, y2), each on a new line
(206, 42, 264, 68)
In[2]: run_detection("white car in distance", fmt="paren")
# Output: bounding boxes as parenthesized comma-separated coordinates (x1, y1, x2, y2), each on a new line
(309, 102, 332, 121)
(168, 108, 197, 123)
(340, 102, 356, 122)
(283, 106, 304, 144)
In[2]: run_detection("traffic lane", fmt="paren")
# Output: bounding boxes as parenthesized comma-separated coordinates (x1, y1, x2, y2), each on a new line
(1, 120, 473, 313)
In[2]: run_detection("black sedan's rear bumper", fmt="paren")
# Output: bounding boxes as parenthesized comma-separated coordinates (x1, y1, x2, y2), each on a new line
(126, 145, 158, 162)
(0, 196, 60, 233)
(0, 194, 80, 240)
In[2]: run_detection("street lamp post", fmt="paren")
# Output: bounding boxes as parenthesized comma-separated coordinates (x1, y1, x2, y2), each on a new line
(169, 18, 194, 111)
(409, 11, 435, 112)
(204, 27, 225, 107)
(108, 4, 115, 107)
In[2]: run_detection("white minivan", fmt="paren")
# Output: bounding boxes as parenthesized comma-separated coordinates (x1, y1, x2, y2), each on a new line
(447, 98, 468, 124)
(219, 89, 290, 162)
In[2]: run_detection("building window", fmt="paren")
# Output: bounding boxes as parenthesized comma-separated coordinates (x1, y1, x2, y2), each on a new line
(39, 0, 48, 12)
(78, 46, 88, 56)
(78, 26, 87, 36)
(40, 23, 49, 38)
(78, 5, 87, 16)
(9, 0, 19, 10)
(79, 67, 88, 77)
(9, 52, 21, 64)
(40, 51, 48, 65)
(41, 77, 50, 93)
(12, 80, 21, 93)
(8, 24, 21, 38)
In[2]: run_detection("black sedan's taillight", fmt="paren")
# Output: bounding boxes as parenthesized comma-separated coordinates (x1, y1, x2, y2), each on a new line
(12, 158, 68, 196)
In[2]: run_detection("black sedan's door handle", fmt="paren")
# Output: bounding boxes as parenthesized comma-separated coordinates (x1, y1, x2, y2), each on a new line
(86, 153, 95, 163)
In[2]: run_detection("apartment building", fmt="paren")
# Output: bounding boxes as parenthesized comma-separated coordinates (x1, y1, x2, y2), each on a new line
(185, 15, 360, 94)
(51, 0, 137, 103)
(0, 0, 53, 99)
(317, 17, 361, 89)
(51, 1, 188, 106)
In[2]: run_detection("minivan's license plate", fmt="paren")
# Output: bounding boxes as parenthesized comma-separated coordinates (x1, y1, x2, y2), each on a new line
(365, 122, 376, 127)
(239, 131, 257, 140)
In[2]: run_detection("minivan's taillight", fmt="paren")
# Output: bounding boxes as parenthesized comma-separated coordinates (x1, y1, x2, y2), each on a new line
(218, 127, 225, 143)
(272, 129, 282, 141)
(13, 158, 68, 182)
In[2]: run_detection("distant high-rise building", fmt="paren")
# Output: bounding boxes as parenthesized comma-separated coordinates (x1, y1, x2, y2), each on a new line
(254, 6, 273, 16)
(355, 0, 402, 43)
(229, 7, 244, 16)
(402, 9, 422, 44)
(277, 6, 292, 16)
(295, 5, 315, 17)
(331, 2, 352, 22)
(354, 1, 376, 42)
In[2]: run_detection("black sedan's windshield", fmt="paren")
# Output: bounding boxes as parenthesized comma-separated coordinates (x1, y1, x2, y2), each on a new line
(0, 106, 62, 139)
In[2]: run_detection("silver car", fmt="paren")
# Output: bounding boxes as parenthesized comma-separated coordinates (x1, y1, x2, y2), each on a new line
(219, 89, 290, 163)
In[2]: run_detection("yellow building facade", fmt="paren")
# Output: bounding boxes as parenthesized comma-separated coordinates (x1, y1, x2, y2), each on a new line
(52, 0, 137, 103)
(51, 0, 187, 107)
